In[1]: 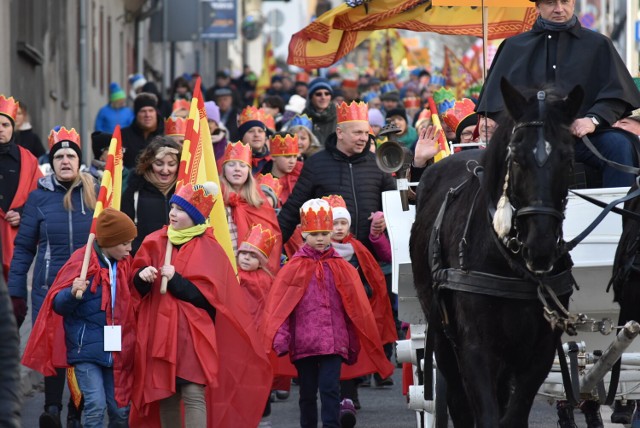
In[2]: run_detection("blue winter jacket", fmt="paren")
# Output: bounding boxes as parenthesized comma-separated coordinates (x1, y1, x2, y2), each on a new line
(8, 174, 96, 323)
(94, 103, 134, 134)
(52, 249, 115, 367)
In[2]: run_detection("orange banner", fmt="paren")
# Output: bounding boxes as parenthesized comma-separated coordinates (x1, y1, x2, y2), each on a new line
(90, 125, 123, 234)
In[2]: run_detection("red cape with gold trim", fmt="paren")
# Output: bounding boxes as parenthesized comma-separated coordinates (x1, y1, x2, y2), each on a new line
(0, 146, 42, 281)
(129, 227, 272, 428)
(343, 233, 398, 346)
(263, 246, 394, 380)
(21, 245, 136, 407)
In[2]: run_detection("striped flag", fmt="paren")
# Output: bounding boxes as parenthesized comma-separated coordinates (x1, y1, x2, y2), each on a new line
(254, 38, 277, 107)
(427, 97, 451, 162)
(90, 125, 123, 233)
(178, 77, 237, 271)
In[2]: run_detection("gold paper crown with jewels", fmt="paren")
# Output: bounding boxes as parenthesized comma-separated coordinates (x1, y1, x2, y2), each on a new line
(238, 106, 267, 126)
(336, 101, 368, 124)
(0, 95, 19, 123)
(48, 127, 82, 151)
(270, 133, 299, 156)
(221, 141, 252, 166)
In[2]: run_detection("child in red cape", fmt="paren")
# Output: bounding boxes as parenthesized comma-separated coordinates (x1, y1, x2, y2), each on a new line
(266, 132, 303, 205)
(219, 141, 282, 274)
(130, 182, 272, 428)
(263, 198, 394, 428)
(22, 208, 138, 427)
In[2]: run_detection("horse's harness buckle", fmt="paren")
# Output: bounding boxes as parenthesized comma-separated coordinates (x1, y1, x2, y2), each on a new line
(505, 236, 522, 254)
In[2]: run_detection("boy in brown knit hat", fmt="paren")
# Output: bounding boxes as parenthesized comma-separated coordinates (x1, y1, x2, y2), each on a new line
(22, 208, 138, 427)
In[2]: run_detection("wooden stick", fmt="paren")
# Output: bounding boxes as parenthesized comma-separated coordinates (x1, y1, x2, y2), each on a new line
(160, 240, 173, 294)
(75, 233, 95, 299)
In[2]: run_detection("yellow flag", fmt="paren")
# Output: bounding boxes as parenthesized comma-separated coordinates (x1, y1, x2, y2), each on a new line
(90, 125, 123, 234)
(254, 38, 276, 107)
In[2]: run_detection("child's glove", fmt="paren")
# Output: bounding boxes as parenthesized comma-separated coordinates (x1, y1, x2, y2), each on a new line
(369, 211, 386, 237)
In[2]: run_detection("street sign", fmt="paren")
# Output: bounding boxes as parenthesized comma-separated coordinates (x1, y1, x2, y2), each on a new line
(201, 0, 238, 40)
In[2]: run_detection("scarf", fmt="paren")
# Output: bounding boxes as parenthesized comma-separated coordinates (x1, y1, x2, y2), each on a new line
(143, 170, 176, 195)
(167, 223, 207, 245)
(536, 14, 578, 32)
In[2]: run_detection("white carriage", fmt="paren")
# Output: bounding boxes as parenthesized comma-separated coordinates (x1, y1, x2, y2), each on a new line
(383, 185, 640, 427)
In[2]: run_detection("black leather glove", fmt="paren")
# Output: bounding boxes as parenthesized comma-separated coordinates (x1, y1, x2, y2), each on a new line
(11, 297, 26, 328)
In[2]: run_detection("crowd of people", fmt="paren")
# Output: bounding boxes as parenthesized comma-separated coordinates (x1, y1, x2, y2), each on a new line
(3, 1, 640, 427)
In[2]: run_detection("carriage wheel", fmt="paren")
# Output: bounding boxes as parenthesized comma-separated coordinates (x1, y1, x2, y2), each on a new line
(435, 369, 448, 428)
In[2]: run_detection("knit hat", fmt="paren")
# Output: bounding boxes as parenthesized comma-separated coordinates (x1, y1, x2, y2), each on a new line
(128, 74, 147, 92)
(109, 82, 126, 102)
(134, 93, 158, 116)
(48, 127, 83, 166)
(96, 208, 137, 248)
(386, 108, 408, 122)
(368, 108, 385, 128)
(300, 198, 333, 233)
(238, 224, 277, 267)
(91, 131, 111, 160)
(322, 195, 351, 225)
(285, 94, 307, 114)
(213, 87, 233, 98)
(308, 77, 333, 98)
(205, 101, 221, 123)
(170, 182, 219, 225)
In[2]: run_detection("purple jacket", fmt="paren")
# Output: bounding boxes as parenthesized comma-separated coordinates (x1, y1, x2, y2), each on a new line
(273, 244, 359, 363)
(369, 232, 391, 263)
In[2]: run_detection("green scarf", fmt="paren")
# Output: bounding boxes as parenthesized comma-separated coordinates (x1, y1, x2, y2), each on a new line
(167, 224, 207, 245)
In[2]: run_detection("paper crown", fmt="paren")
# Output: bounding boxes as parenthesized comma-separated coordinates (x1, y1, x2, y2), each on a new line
(300, 199, 333, 233)
(322, 194, 351, 224)
(289, 114, 313, 131)
(362, 91, 379, 104)
(170, 182, 218, 225)
(0, 95, 19, 123)
(380, 82, 398, 95)
(403, 97, 422, 109)
(337, 101, 368, 124)
(48, 127, 82, 150)
(238, 106, 267, 126)
(430, 70, 446, 88)
(270, 133, 299, 156)
(295, 72, 310, 84)
(442, 98, 477, 133)
(172, 99, 190, 113)
(433, 87, 456, 114)
(221, 141, 252, 165)
(239, 223, 277, 259)
(415, 108, 432, 127)
(257, 173, 283, 198)
(165, 117, 187, 137)
(263, 113, 276, 131)
(342, 79, 358, 89)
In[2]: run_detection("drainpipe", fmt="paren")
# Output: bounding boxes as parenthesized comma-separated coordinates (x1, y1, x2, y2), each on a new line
(79, 0, 89, 166)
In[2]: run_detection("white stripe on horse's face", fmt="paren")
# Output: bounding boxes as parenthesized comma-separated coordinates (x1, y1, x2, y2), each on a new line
(533, 140, 552, 160)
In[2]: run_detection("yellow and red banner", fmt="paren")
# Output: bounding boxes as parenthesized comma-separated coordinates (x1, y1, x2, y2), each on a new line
(427, 97, 451, 162)
(90, 125, 123, 234)
(254, 38, 277, 107)
(178, 77, 237, 272)
(443, 46, 481, 99)
(368, 29, 407, 78)
(288, 0, 536, 69)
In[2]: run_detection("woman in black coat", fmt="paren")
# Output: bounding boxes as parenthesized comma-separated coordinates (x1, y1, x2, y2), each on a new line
(122, 136, 180, 255)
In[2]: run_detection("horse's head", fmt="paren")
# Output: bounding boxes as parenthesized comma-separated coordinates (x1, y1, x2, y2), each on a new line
(494, 78, 583, 274)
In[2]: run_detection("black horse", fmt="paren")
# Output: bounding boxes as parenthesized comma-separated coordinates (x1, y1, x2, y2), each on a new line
(409, 78, 584, 427)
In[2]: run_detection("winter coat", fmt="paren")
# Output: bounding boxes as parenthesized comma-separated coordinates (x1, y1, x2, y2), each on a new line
(8, 174, 96, 322)
(278, 133, 396, 252)
(94, 104, 135, 134)
(15, 127, 45, 159)
(0, 263, 20, 428)
(121, 173, 175, 255)
(121, 117, 165, 169)
(303, 103, 337, 146)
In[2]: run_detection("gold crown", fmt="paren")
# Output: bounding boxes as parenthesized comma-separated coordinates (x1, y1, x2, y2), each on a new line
(172, 99, 191, 113)
(221, 141, 252, 166)
(48, 127, 82, 151)
(322, 194, 347, 209)
(238, 106, 267, 126)
(257, 173, 283, 197)
(240, 223, 277, 258)
(165, 117, 187, 136)
(337, 101, 368, 124)
(0, 95, 19, 123)
(270, 133, 299, 156)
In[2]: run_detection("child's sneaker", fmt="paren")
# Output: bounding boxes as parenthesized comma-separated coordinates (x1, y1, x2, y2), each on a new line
(340, 398, 357, 428)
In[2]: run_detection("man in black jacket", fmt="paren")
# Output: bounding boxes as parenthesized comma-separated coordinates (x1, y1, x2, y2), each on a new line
(121, 93, 164, 169)
(278, 101, 395, 252)
(476, 0, 640, 188)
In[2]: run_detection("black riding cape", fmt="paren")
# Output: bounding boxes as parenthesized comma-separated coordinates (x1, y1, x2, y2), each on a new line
(476, 18, 640, 126)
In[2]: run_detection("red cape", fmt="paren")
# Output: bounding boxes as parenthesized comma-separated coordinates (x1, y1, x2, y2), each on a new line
(227, 191, 283, 274)
(278, 161, 303, 205)
(238, 268, 273, 329)
(21, 245, 136, 407)
(0, 146, 42, 281)
(263, 247, 394, 380)
(130, 227, 272, 428)
(284, 225, 304, 260)
(343, 234, 398, 346)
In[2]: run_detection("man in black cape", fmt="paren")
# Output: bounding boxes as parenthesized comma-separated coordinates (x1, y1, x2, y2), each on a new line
(476, 0, 640, 188)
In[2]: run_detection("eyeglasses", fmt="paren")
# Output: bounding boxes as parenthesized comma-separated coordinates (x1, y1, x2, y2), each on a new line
(313, 91, 331, 98)
(460, 131, 474, 138)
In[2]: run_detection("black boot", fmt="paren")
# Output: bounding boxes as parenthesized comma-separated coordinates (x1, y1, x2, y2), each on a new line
(611, 399, 636, 424)
(557, 401, 577, 428)
(581, 400, 604, 428)
(39, 405, 62, 428)
(66, 398, 83, 428)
